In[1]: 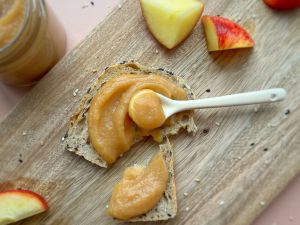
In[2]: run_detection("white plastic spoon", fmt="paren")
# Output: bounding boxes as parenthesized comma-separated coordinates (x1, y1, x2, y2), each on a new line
(156, 88, 287, 119)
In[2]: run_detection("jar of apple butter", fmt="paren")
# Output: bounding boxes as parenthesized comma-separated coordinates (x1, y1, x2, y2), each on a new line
(0, 0, 66, 86)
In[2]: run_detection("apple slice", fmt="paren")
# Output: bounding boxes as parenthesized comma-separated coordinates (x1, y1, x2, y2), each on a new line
(140, 0, 204, 49)
(0, 190, 48, 225)
(202, 16, 254, 52)
(263, 0, 300, 9)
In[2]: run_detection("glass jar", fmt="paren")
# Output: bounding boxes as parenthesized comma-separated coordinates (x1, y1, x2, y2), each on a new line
(0, 0, 66, 86)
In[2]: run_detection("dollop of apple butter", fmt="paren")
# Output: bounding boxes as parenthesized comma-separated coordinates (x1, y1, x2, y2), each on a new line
(108, 152, 168, 220)
(129, 89, 166, 130)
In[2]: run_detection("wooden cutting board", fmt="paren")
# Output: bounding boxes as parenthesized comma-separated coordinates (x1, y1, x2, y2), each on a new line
(0, 1, 299, 225)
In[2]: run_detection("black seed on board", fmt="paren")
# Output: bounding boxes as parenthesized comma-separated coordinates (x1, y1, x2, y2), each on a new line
(203, 128, 209, 134)
(167, 70, 174, 75)
(167, 213, 172, 217)
(158, 68, 165, 71)
(263, 148, 268, 152)
(64, 132, 68, 139)
(284, 109, 290, 115)
(90, 1, 94, 6)
(18, 159, 23, 163)
(205, 89, 211, 93)
(250, 142, 255, 146)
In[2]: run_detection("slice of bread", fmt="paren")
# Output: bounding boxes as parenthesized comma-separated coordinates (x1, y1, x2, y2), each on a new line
(64, 61, 197, 168)
(129, 139, 177, 221)
(64, 61, 198, 221)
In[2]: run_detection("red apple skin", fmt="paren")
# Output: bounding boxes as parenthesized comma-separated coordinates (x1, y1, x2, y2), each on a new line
(0, 190, 49, 210)
(209, 16, 254, 50)
(263, 0, 300, 9)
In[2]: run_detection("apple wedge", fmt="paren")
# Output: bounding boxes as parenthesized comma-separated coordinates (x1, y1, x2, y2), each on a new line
(263, 0, 300, 9)
(140, 0, 204, 49)
(0, 190, 48, 225)
(202, 16, 254, 52)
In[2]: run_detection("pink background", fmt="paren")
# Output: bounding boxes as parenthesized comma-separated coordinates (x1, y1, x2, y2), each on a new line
(0, 0, 299, 224)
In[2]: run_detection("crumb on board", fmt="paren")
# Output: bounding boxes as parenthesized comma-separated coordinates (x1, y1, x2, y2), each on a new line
(73, 89, 79, 97)
(61, 137, 65, 142)
(215, 122, 220, 126)
(260, 201, 265, 206)
(155, 49, 159, 54)
(263, 161, 269, 168)
(183, 192, 189, 197)
(219, 200, 225, 206)
(195, 178, 200, 182)
(185, 207, 190, 211)
(22, 132, 27, 136)
(40, 141, 44, 146)
(92, 69, 97, 73)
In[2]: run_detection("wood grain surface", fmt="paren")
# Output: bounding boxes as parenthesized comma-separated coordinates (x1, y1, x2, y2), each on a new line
(0, 1, 300, 225)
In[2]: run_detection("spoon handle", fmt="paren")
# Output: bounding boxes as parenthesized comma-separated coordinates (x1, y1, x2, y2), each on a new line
(176, 88, 287, 111)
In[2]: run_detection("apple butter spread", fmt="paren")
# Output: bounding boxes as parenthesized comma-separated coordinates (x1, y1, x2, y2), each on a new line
(108, 152, 168, 220)
(0, 0, 66, 86)
(0, 0, 25, 48)
(88, 74, 187, 164)
(129, 89, 166, 130)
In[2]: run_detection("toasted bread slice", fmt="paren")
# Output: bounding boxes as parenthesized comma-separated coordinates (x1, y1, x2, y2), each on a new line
(64, 62, 198, 221)
(64, 62, 197, 168)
